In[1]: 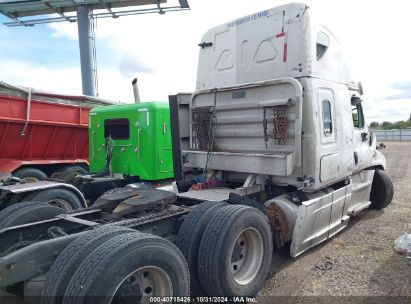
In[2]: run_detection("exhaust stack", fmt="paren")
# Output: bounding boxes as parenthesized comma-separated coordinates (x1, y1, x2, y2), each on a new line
(132, 78, 140, 103)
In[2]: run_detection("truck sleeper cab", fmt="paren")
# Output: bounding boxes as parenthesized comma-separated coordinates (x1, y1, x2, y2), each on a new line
(172, 2, 392, 256)
(89, 102, 174, 180)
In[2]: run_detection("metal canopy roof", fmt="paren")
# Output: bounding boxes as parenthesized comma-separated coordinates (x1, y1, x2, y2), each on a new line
(0, 0, 189, 26)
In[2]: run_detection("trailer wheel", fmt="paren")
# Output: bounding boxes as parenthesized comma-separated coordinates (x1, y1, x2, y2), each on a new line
(370, 169, 394, 210)
(62, 232, 189, 304)
(28, 188, 83, 210)
(0, 201, 50, 224)
(61, 165, 88, 178)
(176, 201, 226, 295)
(42, 226, 135, 304)
(0, 201, 66, 229)
(13, 167, 47, 182)
(198, 205, 272, 296)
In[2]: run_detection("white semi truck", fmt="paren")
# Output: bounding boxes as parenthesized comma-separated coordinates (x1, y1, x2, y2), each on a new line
(171, 2, 392, 258)
(0, 3, 393, 301)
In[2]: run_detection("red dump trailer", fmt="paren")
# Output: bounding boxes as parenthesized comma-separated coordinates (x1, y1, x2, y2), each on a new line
(0, 82, 118, 181)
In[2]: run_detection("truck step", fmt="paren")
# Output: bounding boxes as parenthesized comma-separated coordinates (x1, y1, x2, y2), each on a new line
(348, 201, 371, 215)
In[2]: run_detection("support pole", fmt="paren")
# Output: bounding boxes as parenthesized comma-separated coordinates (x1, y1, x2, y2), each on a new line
(77, 5, 96, 96)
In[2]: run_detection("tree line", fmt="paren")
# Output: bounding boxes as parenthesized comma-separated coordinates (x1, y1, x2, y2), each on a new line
(369, 119, 411, 130)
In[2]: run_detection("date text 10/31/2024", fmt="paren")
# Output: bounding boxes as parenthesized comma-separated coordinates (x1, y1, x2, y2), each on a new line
(149, 297, 257, 302)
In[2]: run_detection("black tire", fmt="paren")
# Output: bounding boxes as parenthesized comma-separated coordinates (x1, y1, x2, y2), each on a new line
(175, 201, 226, 295)
(42, 226, 135, 304)
(370, 169, 394, 210)
(27, 188, 83, 211)
(61, 165, 88, 178)
(0, 201, 45, 224)
(198, 205, 272, 297)
(62, 232, 190, 304)
(3, 190, 42, 207)
(0, 202, 66, 229)
(13, 167, 47, 182)
(18, 190, 40, 202)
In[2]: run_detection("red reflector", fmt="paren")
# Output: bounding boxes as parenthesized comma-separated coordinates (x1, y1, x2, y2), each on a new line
(283, 43, 288, 62)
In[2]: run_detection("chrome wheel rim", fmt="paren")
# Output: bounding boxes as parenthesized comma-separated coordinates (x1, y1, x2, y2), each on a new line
(230, 227, 264, 285)
(22, 177, 40, 183)
(47, 199, 72, 210)
(112, 266, 173, 304)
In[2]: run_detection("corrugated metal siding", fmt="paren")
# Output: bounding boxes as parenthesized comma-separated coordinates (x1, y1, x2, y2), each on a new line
(372, 129, 411, 141)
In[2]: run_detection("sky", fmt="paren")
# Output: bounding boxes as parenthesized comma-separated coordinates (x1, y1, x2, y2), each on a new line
(0, 0, 410, 123)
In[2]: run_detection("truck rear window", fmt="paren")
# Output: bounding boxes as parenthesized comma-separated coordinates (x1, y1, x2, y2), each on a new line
(322, 100, 333, 135)
(104, 118, 130, 140)
(316, 31, 330, 60)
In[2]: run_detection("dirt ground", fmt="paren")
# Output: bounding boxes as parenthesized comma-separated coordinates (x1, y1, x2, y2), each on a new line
(258, 141, 411, 302)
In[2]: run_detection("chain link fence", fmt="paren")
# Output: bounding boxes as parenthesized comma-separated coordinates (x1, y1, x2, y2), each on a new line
(371, 129, 411, 141)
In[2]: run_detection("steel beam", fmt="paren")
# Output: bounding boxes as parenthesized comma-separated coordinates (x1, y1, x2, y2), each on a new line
(76, 5, 96, 96)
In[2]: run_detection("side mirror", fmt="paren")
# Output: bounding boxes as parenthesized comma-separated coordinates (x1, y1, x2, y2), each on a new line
(351, 96, 363, 106)
(358, 82, 364, 95)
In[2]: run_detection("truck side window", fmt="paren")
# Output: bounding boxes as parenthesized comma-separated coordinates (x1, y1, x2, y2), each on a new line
(316, 32, 330, 60)
(104, 118, 130, 140)
(322, 99, 332, 135)
(352, 104, 364, 128)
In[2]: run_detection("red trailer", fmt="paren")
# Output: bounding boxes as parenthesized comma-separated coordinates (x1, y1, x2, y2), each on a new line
(0, 82, 118, 181)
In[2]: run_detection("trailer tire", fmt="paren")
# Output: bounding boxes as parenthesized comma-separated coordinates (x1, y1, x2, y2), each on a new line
(370, 169, 394, 210)
(175, 201, 226, 295)
(198, 205, 272, 296)
(61, 165, 88, 178)
(0, 202, 66, 229)
(13, 167, 47, 182)
(62, 232, 189, 304)
(28, 188, 83, 210)
(42, 226, 135, 304)
(0, 201, 49, 224)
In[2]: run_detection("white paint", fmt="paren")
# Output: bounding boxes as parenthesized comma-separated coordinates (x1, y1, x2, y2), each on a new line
(196, 3, 351, 90)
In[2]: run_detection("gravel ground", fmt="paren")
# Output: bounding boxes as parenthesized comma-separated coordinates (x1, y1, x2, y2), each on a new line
(258, 141, 411, 302)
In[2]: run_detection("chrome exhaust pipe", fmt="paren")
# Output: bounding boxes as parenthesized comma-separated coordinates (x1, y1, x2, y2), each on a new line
(132, 78, 140, 103)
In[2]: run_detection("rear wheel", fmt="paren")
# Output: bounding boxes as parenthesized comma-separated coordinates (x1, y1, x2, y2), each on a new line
(0, 202, 66, 229)
(13, 167, 47, 182)
(25, 188, 83, 210)
(42, 226, 135, 304)
(198, 205, 272, 296)
(61, 165, 88, 178)
(176, 201, 226, 295)
(62, 232, 189, 304)
(370, 169, 394, 210)
(0, 201, 39, 223)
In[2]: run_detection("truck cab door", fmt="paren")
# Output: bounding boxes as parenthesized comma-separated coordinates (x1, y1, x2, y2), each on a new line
(351, 97, 373, 172)
(88, 114, 105, 172)
(159, 117, 173, 174)
(104, 118, 133, 174)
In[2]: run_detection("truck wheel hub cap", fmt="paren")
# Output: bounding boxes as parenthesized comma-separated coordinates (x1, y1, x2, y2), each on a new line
(113, 266, 173, 303)
(231, 227, 264, 285)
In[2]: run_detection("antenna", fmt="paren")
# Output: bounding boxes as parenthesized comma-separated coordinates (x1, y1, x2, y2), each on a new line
(0, 0, 190, 96)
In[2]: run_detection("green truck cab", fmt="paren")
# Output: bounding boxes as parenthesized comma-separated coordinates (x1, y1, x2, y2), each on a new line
(88, 102, 174, 180)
